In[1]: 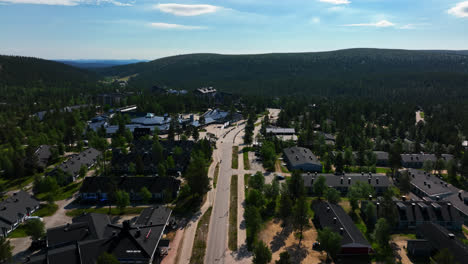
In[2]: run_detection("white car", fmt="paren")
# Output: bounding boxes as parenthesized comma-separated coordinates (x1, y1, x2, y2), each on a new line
(25, 216, 43, 222)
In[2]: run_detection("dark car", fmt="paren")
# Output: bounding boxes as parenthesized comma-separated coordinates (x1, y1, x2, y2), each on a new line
(276, 175, 285, 180)
(312, 241, 321, 250)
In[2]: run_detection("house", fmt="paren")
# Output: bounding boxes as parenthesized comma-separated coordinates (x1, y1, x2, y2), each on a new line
(313, 202, 372, 256)
(401, 153, 453, 169)
(0, 191, 40, 237)
(411, 223, 468, 260)
(302, 173, 390, 195)
(34, 145, 52, 169)
(314, 131, 336, 146)
(283, 147, 322, 172)
(367, 200, 463, 231)
(332, 151, 389, 167)
(50, 148, 101, 182)
(79, 176, 181, 203)
(266, 127, 297, 141)
(27, 206, 173, 264)
(97, 93, 125, 106)
(195, 87, 217, 96)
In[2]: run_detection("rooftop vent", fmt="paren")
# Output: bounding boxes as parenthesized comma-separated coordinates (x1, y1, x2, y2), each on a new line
(326, 206, 330, 212)
(333, 217, 337, 224)
(339, 227, 344, 235)
(448, 233, 455, 239)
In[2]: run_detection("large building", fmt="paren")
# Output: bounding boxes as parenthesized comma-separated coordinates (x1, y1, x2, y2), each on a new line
(34, 145, 52, 169)
(0, 191, 40, 237)
(401, 153, 453, 169)
(303, 173, 391, 195)
(313, 202, 372, 256)
(27, 206, 173, 264)
(283, 147, 322, 172)
(266, 127, 297, 141)
(49, 148, 101, 182)
(80, 176, 181, 203)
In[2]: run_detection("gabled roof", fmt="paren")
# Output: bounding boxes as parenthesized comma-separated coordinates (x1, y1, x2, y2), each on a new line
(313, 201, 371, 248)
(80, 176, 181, 195)
(302, 173, 390, 188)
(283, 147, 321, 167)
(0, 191, 40, 225)
(35, 145, 52, 168)
(54, 148, 101, 177)
(418, 223, 468, 260)
(406, 169, 454, 197)
(401, 153, 453, 163)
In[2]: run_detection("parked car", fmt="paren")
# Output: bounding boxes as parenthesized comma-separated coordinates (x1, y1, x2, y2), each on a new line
(275, 175, 285, 180)
(313, 241, 321, 250)
(26, 216, 43, 222)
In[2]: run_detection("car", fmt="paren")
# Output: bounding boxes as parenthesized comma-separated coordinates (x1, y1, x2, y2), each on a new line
(26, 216, 43, 222)
(275, 175, 285, 180)
(312, 242, 321, 250)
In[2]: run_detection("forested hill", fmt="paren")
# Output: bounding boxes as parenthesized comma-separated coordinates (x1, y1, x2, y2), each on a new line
(0, 55, 97, 87)
(98, 48, 468, 101)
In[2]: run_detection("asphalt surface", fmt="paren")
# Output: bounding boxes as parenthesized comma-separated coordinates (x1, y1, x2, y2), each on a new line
(205, 124, 245, 264)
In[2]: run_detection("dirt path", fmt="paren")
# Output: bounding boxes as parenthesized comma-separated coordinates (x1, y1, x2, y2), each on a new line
(162, 228, 184, 264)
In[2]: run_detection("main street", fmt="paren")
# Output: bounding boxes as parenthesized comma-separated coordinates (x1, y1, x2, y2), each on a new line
(205, 123, 246, 264)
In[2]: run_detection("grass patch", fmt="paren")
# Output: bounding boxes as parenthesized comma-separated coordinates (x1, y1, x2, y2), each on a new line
(232, 146, 239, 169)
(0, 174, 36, 192)
(375, 167, 391, 174)
(36, 181, 83, 201)
(33, 203, 58, 217)
(213, 163, 220, 188)
(243, 151, 250, 170)
(420, 112, 425, 119)
(280, 164, 290, 173)
(244, 174, 251, 188)
(393, 233, 417, 240)
(190, 207, 213, 264)
(229, 175, 238, 251)
(8, 224, 28, 238)
(65, 207, 145, 217)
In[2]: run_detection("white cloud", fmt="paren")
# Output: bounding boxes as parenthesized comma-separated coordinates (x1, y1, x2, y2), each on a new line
(154, 3, 220, 16)
(344, 20, 395, 27)
(310, 17, 321, 24)
(0, 0, 131, 6)
(448, 1, 468, 18)
(319, 0, 350, 5)
(149, 22, 206, 30)
(399, 23, 430, 30)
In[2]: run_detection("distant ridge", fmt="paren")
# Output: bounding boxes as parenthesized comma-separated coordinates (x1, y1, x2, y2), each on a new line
(96, 48, 468, 100)
(57, 59, 149, 69)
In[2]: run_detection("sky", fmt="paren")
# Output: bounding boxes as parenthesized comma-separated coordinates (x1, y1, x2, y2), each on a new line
(0, 0, 467, 59)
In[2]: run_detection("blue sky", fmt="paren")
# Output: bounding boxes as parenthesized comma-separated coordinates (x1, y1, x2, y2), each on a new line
(0, 0, 467, 59)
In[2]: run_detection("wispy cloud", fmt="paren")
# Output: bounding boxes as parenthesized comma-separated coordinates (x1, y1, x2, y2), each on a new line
(448, 1, 468, 18)
(149, 22, 206, 30)
(399, 23, 430, 30)
(310, 17, 321, 24)
(344, 20, 394, 27)
(154, 3, 220, 16)
(319, 0, 350, 5)
(0, 0, 132, 6)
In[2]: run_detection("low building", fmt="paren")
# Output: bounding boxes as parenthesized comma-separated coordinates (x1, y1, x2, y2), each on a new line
(313, 202, 372, 256)
(366, 200, 463, 231)
(34, 145, 52, 169)
(0, 191, 40, 237)
(50, 148, 101, 182)
(413, 223, 468, 260)
(332, 151, 389, 167)
(266, 127, 297, 141)
(283, 147, 322, 173)
(401, 153, 453, 169)
(195, 87, 217, 96)
(303, 173, 390, 195)
(79, 176, 181, 203)
(403, 169, 455, 200)
(27, 206, 173, 264)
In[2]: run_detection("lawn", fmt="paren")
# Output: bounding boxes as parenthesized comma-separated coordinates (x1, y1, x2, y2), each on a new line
(65, 207, 145, 217)
(0, 174, 35, 192)
(243, 151, 250, 170)
(33, 203, 58, 217)
(375, 167, 391, 174)
(228, 175, 238, 251)
(36, 180, 82, 201)
(213, 163, 220, 188)
(232, 146, 239, 169)
(8, 224, 28, 238)
(190, 207, 213, 264)
(244, 174, 251, 188)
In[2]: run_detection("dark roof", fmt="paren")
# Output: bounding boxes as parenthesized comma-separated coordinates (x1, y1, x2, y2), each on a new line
(302, 173, 390, 188)
(266, 127, 295, 134)
(35, 145, 52, 168)
(401, 153, 453, 163)
(418, 223, 468, 260)
(0, 191, 40, 225)
(313, 202, 371, 248)
(283, 147, 321, 167)
(54, 148, 101, 177)
(80, 176, 181, 195)
(406, 169, 454, 197)
(445, 191, 468, 217)
(30, 206, 171, 263)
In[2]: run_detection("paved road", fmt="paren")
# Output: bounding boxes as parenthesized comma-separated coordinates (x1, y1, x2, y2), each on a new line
(205, 124, 245, 264)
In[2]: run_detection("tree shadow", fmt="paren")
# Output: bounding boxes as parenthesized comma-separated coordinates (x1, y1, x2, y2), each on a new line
(270, 222, 293, 253)
(285, 243, 308, 263)
(232, 243, 253, 261)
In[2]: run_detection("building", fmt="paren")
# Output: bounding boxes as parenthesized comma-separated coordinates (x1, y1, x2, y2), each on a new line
(97, 93, 125, 106)
(34, 145, 52, 169)
(283, 147, 322, 172)
(27, 206, 173, 264)
(314, 131, 336, 146)
(50, 148, 101, 182)
(407, 240, 431, 258)
(401, 153, 453, 169)
(410, 223, 468, 260)
(332, 151, 389, 167)
(313, 202, 372, 256)
(195, 87, 217, 96)
(0, 191, 40, 237)
(367, 200, 463, 231)
(303, 173, 390, 195)
(80, 176, 181, 203)
(266, 127, 297, 141)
